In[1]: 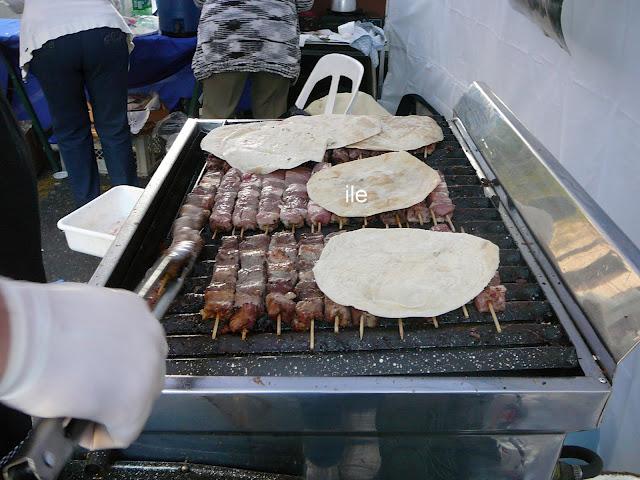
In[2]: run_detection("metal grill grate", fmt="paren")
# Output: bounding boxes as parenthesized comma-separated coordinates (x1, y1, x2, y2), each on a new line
(161, 116, 580, 377)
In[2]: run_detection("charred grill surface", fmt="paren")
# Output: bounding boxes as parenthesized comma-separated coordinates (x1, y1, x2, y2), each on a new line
(161, 117, 580, 377)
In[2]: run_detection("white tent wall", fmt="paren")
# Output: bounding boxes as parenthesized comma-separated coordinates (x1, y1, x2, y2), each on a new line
(380, 0, 640, 473)
(380, 0, 640, 249)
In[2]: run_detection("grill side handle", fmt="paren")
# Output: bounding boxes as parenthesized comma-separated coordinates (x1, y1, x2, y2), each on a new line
(452, 81, 640, 376)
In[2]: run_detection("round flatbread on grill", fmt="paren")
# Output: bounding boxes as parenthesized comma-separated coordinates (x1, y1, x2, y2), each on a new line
(200, 115, 382, 174)
(306, 151, 440, 217)
(347, 115, 444, 152)
(313, 229, 500, 318)
(298, 114, 382, 149)
(201, 121, 328, 174)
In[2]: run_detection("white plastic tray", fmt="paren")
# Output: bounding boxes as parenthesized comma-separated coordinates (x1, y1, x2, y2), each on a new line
(57, 185, 144, 257)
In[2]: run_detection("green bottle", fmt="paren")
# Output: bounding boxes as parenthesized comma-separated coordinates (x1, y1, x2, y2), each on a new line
(132, 0, 152, 15)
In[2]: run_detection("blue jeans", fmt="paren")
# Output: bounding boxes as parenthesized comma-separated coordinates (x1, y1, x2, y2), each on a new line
(30, 27, 136, 206)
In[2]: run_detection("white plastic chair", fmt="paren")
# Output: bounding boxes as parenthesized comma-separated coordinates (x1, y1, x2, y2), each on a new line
(295, 53, 364, 114)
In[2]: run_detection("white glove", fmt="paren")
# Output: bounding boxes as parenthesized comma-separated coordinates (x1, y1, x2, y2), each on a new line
(0, 277, 167, 450)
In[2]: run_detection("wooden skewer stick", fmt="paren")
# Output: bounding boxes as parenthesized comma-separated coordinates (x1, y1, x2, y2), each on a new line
(310, 223, 315, 234)
(334, 315, 340, 333)
(398, 318, 404, 340)
(232, 226, 236, 236)
(359, 316, 364, 340)
(212, 313, 220, 340)
(241, 329, 248, 341)
(395, 214, 402, 228)
(276, 314, 282, 336)
(424, 145, 428, 158)
(292, 225, 296, 234)
(240, 227, 245, 239)
(265, 227, 269, 235)
(212, 229, 218, 240)
(417, 212, 424, 226)
(358, 153, 363, 160)
(339, 218, 343, 230)
(431, 316, 439, 328)
(385, 223, 389, 229)
(363, 216, 368, 227)
(317, 222, 322, 233)
(445, 215, 455, 232)
(488, 302, 502, 333)
(430, 208, 438, 225)
(310, 319, 315, 351)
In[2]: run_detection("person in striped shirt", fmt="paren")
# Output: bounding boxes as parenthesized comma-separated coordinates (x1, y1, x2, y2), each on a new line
(192, 0, 314, 119)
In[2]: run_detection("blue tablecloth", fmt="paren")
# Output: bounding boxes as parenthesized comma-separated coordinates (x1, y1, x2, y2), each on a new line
(0, 18, 197, 130)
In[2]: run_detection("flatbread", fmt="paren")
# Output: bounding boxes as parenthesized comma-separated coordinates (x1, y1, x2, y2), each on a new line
(200, 115, 382, 174)
(201, 120, 328, 174)
(306, 151, 440, 217)
(295, 114, 382, 149)
(313, 229, 500, 318)
(306, 92, 392, 116)
(348, 115, 444, 151)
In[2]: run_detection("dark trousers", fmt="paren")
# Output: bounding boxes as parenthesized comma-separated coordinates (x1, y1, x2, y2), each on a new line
(30, 27, 137, 206)
(0, 90, 45, 456)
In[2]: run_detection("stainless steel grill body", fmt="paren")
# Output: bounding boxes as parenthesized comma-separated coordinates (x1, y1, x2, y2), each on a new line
(89, 83, 640, 479)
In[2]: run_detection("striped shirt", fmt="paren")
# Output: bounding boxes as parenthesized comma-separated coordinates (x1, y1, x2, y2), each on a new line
(192, 0, 313, 81)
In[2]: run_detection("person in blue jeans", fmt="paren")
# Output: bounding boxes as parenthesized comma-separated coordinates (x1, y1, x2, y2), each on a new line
(7, 0, 137, 206)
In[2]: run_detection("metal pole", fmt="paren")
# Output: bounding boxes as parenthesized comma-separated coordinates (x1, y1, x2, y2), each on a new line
(0, 48, 62, 172)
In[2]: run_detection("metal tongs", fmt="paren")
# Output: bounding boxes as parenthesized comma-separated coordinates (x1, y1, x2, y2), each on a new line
(1, 253, 197, 480)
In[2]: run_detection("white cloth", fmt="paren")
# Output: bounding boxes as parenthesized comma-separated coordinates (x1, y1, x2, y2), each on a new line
(0, 277, 167, 450)
(380, 0, 640, 473)
(15, 0, 132, 74)
(380, 0, 640, 250)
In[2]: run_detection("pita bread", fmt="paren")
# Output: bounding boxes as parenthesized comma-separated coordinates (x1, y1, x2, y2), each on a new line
(200, 115, 382, 174)
(313, 229, 500, 318)
(306, 92, 391, 116)
(306, 151, 440, 217)
(348, 115, 444, 151)
(201, 120, 328, 174)
(294, 114, 382, 149)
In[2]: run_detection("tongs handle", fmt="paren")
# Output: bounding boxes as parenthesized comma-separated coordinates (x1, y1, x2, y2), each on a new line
(2, 418, 92, 480)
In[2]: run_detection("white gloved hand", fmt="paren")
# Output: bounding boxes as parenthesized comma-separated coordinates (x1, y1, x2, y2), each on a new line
(0, 277, 167, 450)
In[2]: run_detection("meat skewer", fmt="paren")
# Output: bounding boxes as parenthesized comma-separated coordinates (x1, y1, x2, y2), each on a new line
(229, 234, 270, 339)
(201, 236, 239, 339)
(306, 163, 332, 233)
(265, 232, 298, 335)
(398, 318, 404, 340)
(380, 210, 405, 229)
(232, 173, 262, 237)
(474, 272, 506, 333)
(427, 171, 456, 230)
(209, 168, 242, 236)
(281, 166, 312, 230)
(257, 171, 285, 233)
(294, 233, 325, 350)
(158, 160, 226, 301)
(406, 201, 428, 226)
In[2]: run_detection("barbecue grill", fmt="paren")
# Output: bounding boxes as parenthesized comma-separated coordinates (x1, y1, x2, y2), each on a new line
(90, 82, 640, 479)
